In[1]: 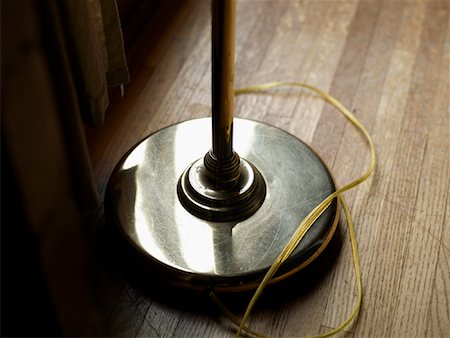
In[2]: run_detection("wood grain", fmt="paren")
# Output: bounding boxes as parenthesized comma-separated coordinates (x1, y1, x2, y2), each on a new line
(86, 0, 450, 337)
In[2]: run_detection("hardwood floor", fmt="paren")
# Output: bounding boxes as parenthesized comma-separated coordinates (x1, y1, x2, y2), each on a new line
(86, 1, 449, 336)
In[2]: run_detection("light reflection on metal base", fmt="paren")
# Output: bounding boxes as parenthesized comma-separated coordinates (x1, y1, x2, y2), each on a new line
(106, 118, 338, 292)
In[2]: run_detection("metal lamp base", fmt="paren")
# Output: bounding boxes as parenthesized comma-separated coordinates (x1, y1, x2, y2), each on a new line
(106, 118, 338, 292)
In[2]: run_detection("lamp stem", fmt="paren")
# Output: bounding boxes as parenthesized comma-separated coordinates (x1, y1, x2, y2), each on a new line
(211, 0, 236, 161)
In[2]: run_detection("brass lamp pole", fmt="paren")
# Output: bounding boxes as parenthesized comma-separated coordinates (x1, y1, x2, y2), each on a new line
(211, 0, 235, 161)
(177, 0, 266, 223)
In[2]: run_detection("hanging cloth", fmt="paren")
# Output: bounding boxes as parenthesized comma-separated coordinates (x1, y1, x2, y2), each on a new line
(57, 0, 130, 127)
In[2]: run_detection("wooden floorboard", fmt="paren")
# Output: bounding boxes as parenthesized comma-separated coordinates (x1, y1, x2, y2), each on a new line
(86, 1, 450, 336)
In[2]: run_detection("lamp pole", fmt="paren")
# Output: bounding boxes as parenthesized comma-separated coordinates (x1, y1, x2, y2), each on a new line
(211, 0, 236, 161)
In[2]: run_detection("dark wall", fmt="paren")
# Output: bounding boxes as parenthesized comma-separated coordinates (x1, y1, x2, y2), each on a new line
(1, 147, 61, 337)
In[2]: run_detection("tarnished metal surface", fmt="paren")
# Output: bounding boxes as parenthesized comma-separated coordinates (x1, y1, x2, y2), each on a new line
(106, 118, 338, 291)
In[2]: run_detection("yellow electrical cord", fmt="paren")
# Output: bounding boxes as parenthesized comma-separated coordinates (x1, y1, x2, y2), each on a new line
(209, 82, 377, 338)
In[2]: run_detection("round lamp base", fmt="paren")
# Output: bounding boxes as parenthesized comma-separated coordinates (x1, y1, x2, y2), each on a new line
(106, 118, 338, 292)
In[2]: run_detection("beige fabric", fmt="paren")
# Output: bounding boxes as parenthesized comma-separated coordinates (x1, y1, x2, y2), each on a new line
(58, 0, 130, 127)
(99, 0, 131, 86)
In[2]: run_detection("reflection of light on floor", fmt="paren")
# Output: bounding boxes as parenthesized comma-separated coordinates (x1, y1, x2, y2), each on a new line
(175, 206, 215, 273)
(122, 144, 146, 170)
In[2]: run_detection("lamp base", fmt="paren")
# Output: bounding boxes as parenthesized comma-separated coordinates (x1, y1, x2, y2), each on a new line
(106, 118, 338, 292)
